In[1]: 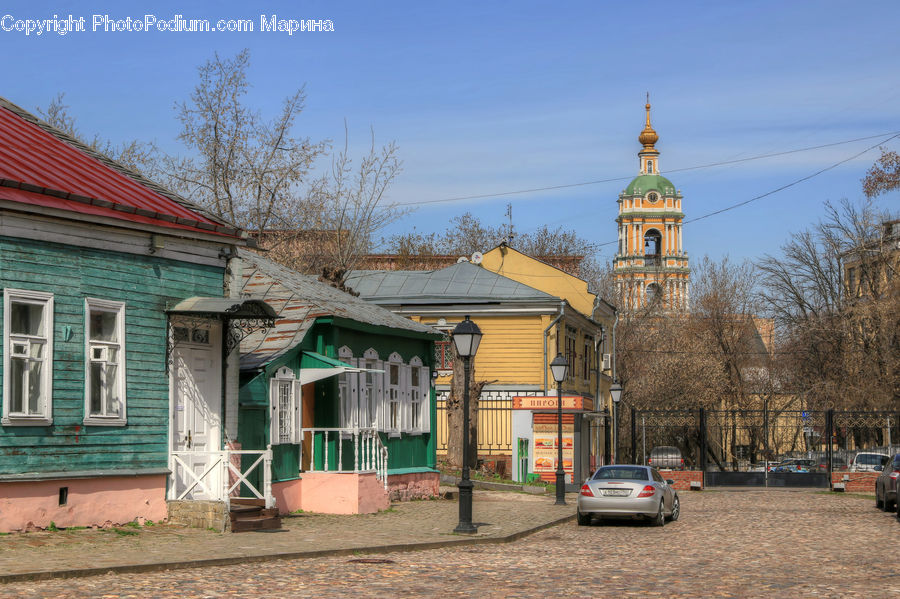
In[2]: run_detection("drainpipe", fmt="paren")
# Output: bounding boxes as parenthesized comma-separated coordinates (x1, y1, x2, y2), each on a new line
(543, 301, 565, 394)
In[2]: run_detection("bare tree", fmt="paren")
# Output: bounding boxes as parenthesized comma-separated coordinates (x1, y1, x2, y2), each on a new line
(444, 343, 488, 470)
(382, 212, 608, 292)
(36, 93, 155, 173)
(158, 49, 327, 234)
(863, 148, 900, 198)
(756, 199, 899, 410)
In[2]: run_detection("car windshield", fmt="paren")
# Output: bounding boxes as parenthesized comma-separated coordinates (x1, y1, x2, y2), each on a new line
(593, 467, 649, 481)
(857, 454, 884, 465)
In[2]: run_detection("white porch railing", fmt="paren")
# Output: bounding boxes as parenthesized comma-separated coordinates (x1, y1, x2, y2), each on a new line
(300, 427, 389, 489)
(169, 447, 274, 509)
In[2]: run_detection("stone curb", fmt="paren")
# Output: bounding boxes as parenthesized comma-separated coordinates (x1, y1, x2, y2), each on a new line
(439, 473, 549, 494)
(0, 513, 576, 584)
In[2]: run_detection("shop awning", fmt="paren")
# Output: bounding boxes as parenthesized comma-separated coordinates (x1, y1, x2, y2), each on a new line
(298, 351, 383, 385)
(167, 297, 277, 320)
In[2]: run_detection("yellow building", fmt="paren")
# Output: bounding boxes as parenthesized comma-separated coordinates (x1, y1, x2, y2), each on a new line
(615, 100, 690, 312)
(347, 252, 616, 484)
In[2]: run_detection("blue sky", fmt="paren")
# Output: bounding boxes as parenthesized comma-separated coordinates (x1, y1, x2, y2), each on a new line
(1, 1, 898, 265)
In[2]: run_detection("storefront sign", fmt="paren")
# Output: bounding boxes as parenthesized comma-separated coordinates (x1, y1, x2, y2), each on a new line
(512, 396, 593, 411)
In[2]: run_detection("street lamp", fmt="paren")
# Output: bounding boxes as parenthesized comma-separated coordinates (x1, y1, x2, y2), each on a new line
(550, 353, 568, 505)
(609, 382, 622, 464)
(452, 315, 482, 534)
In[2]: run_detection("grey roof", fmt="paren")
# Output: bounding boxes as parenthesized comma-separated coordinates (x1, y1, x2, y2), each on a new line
(345, 262, 559, 304)
(238, 249, 436, 371)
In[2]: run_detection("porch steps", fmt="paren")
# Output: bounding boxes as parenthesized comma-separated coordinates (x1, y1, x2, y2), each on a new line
(229, 498, 282, 533)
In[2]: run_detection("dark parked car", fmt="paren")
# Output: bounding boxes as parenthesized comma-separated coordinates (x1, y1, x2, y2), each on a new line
(648, 446, 684, 470)
(875, 454, 900, 512)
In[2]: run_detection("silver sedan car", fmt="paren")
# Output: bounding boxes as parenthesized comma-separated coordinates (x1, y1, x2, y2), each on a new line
(576, 465, 680, 526)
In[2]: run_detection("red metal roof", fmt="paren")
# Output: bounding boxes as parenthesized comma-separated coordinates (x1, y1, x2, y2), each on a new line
(0, 98, 243, 239)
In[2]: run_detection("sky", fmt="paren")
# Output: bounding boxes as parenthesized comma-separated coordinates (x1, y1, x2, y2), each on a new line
(1, 1, 898, 266)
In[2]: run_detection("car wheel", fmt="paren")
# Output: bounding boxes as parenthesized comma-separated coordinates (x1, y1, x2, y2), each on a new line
(666, 496, 680, 522)
(876, 488, 884, 510)
(576, 510, 591, 526)
(652, 501, 665, 527)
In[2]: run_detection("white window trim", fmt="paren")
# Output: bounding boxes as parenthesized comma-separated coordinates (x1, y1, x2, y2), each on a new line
(270, 366, 302, 445)
(408, 356, 430, 435)
(83, 298, 127, 426)
(2, 288, 54, 426)
(386, 353, 403, 437)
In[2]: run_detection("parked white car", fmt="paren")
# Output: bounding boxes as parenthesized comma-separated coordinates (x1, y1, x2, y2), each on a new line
(849, 452, 889, 472)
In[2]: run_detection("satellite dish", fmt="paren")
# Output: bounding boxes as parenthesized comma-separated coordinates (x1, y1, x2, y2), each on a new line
(470, 251, 483, 265)
(457, 256, 469, 263)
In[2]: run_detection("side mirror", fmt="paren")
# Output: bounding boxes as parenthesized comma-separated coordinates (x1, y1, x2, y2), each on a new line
(666, 479, 675, 485)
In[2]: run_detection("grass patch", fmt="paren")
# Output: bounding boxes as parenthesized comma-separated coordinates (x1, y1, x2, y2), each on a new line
(47, 521, 59, 532)
(64, 526, 87, 532)
(109, 528, 139, 536)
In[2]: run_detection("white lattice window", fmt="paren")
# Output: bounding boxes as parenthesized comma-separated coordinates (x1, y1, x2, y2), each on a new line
(363, 349, 382, 429)
(270, 366, 301, 444)
(386, 352, 403, 436)
(408, 356, 430, 434)
(84, 298, 126, 426)
(337, 346, 358, 431)
(3, 289, 54, 425)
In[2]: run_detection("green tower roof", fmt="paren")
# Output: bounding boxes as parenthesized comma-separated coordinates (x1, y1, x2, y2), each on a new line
(624, 174, 676, 196)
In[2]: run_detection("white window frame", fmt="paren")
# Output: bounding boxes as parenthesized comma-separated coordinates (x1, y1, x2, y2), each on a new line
(386, 352, 403, 437)
(363, 349, 382, 431)
(408, 356, 430, 435)
(270, 366, 302, 445)
(3, 289, 54, 426)
(83, 298, 127, 426)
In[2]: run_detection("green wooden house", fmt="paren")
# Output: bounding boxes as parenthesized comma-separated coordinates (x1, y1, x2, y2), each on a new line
(0, 97, 274, 532)
(237, 250, 442, 514)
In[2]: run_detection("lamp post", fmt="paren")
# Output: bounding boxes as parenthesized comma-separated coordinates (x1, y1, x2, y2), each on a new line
(550, 353, 569, 505)
(609, 381, 623, 464)
(452, 316, 482, 534)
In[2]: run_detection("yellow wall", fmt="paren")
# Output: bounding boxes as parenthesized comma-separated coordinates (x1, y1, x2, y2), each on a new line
(482, 245, 597, 316)
(433, 314, 547, 386)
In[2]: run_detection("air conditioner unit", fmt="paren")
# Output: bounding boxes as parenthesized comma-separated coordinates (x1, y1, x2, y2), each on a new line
(602, 354, 611, 371)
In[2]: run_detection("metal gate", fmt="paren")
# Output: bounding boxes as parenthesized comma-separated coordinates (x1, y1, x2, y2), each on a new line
(625, 407, 898, 488)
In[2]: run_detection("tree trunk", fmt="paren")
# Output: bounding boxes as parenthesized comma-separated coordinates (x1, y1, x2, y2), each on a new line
(446, 344, 485, 470)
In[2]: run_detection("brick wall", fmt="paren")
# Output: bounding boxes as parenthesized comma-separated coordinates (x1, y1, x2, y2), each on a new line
(658, 469, 703, 491)
(831, 472, 878, 493)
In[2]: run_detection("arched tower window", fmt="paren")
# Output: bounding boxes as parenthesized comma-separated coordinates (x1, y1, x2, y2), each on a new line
(646, 283, 662, 303)
(646, 160, 654, 174)
(643, 229, 661, 257)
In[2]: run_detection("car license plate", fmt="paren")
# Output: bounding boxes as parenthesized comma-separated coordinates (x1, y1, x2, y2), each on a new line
(601, 489, 630, 497)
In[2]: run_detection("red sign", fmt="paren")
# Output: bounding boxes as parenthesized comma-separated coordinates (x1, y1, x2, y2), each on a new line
(512, 396, 593, 411)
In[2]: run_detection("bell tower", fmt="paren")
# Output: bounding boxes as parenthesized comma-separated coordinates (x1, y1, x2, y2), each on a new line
(614, 97, 689, 312)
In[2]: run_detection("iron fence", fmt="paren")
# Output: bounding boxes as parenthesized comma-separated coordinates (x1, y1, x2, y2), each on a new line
(620, 406, 898, 487)
(435, 398, 512, 456)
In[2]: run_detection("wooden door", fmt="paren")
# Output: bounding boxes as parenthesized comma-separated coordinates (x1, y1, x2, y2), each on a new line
(171, 322, 222, 500)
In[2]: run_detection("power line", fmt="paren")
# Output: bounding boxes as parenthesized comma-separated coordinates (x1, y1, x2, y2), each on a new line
(397, 130, 900, 207)
(594, 131, 900, 248)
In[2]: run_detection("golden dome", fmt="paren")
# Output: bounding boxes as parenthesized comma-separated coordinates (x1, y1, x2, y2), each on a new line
(638, 101, 658, 148)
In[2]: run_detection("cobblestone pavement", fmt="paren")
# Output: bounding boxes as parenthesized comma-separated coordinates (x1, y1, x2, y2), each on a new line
(3, 489, 899, 597)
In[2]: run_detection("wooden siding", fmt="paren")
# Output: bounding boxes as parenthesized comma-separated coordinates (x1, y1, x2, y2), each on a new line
(440, 315, 546, 386)
(0, 235, 224, 476)
(237, 323, 437, 477)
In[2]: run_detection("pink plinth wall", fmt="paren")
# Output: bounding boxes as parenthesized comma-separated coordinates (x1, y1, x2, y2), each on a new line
(0, 474, 168, 532)
(274, 472, 390, 515)
(272, 471, 440, 515)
